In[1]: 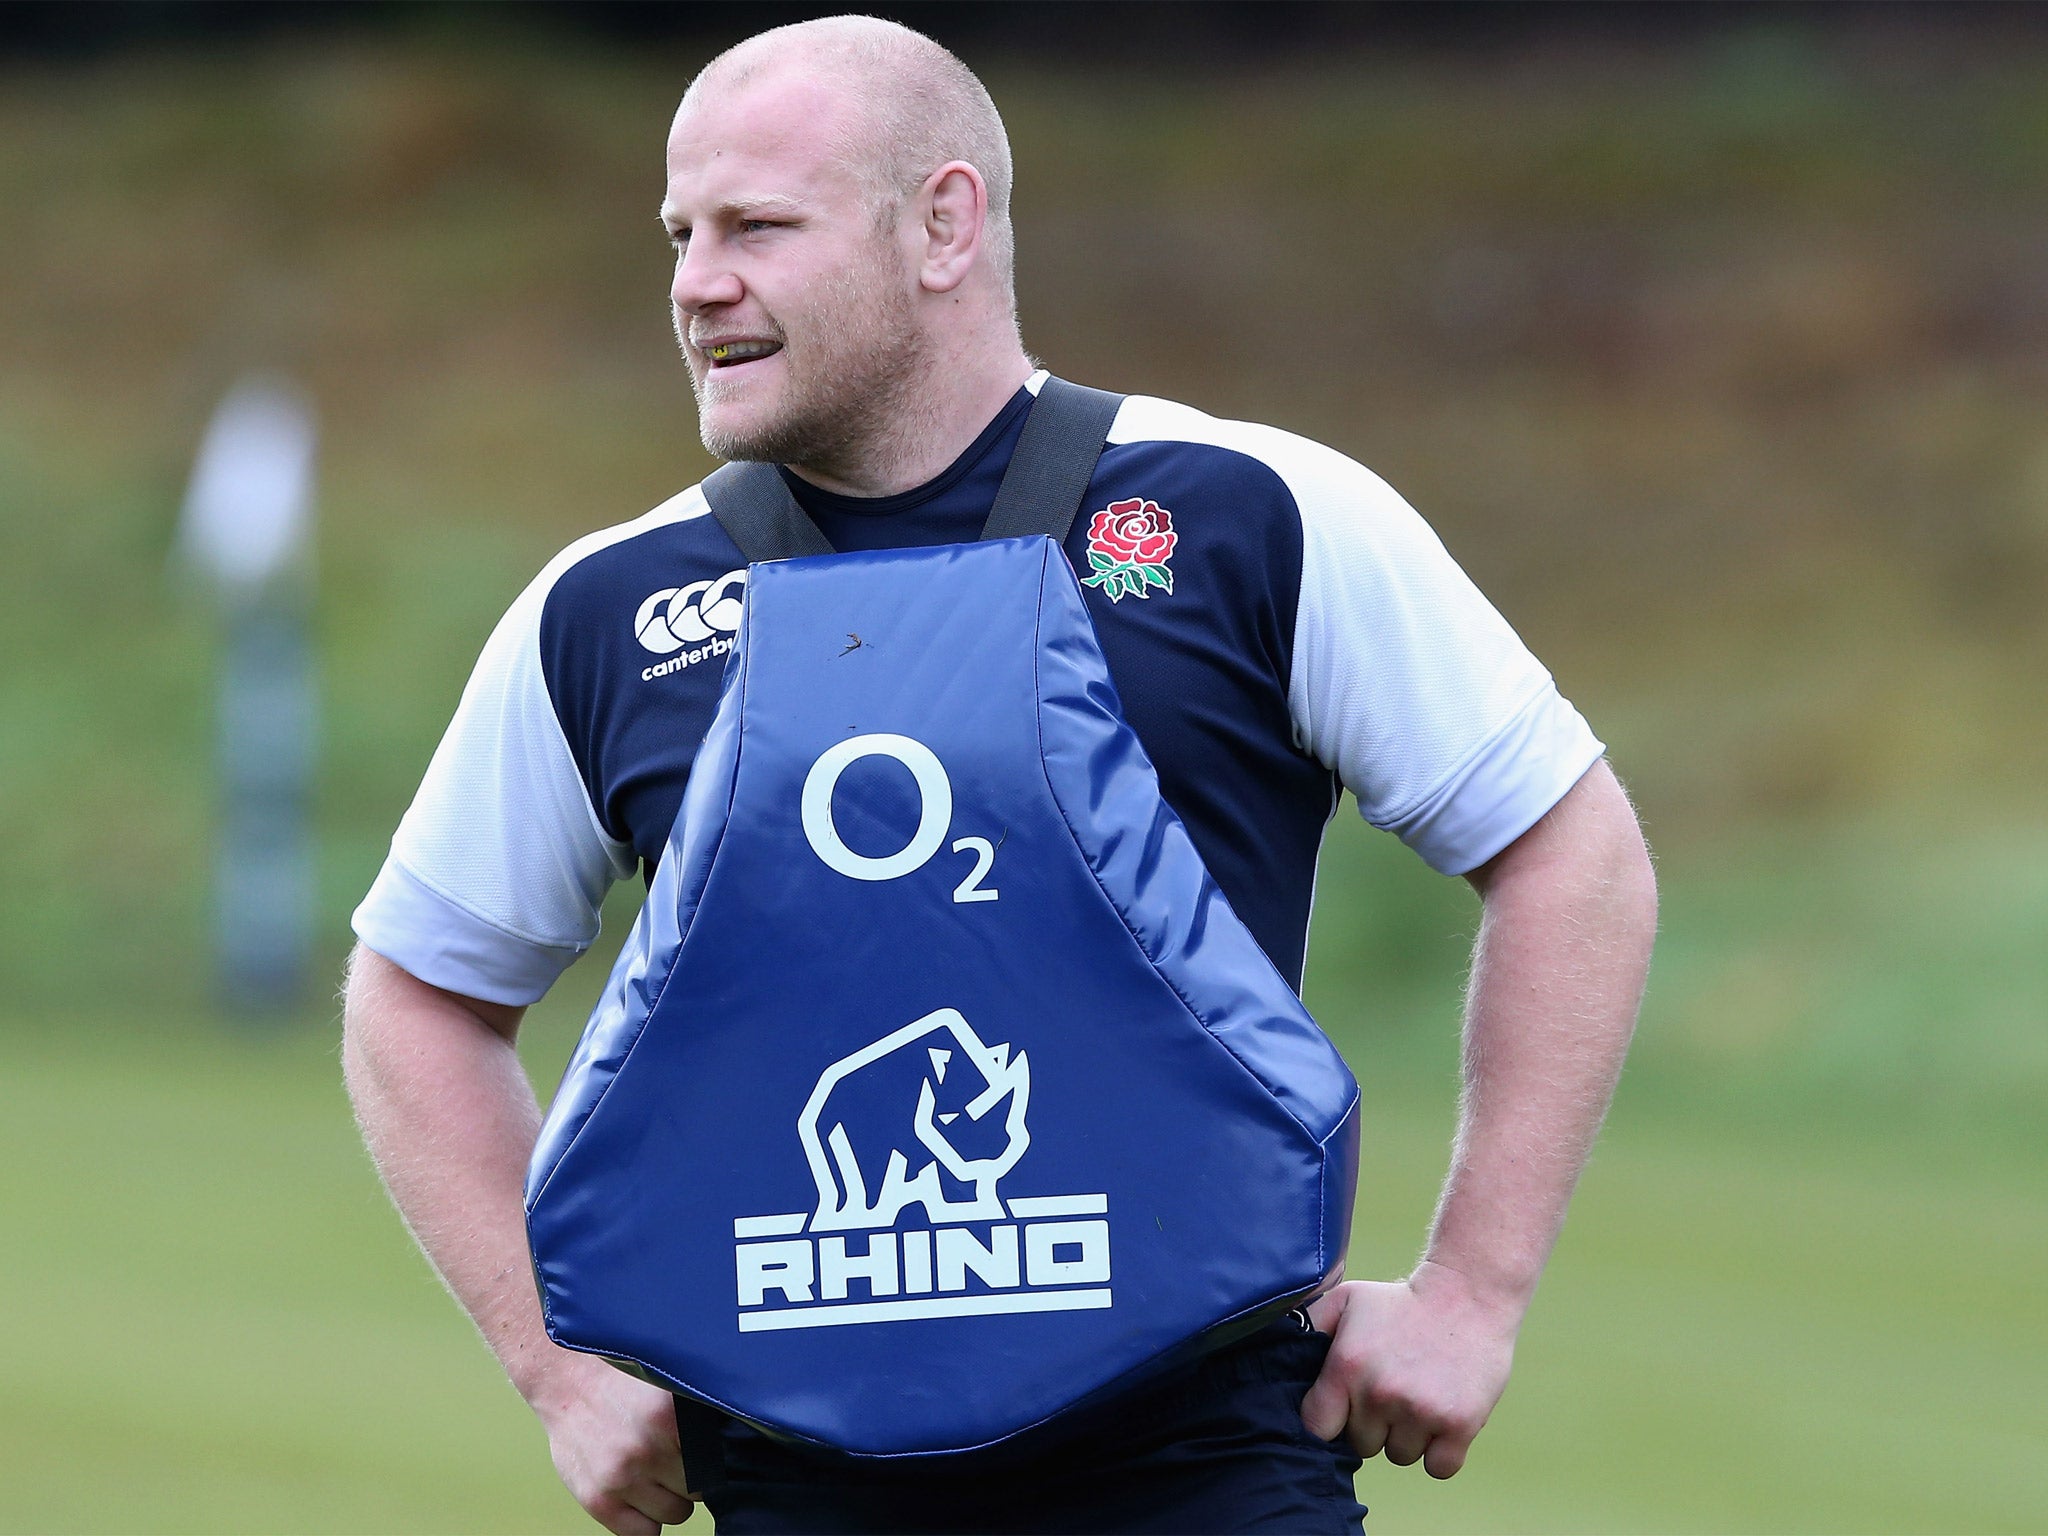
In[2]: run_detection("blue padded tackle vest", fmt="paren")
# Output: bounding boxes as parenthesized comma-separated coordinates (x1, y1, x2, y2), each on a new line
(525, 380, 1361, 1459)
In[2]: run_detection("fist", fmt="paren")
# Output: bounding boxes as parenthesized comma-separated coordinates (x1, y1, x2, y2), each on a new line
(1298, 1265, 1521, 1480)
(533, 1354, 700, 1532)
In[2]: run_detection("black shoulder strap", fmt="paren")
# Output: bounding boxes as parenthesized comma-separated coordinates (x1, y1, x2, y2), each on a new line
(978, 377, 1125, 545)
(700, 376, 1124, 563)
(702, 461, 836, 564)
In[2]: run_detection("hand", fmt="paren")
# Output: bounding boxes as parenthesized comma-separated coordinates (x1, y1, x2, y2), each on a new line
(529, 1351, 700, 1532)
(1298, 1262, 1522, 1479)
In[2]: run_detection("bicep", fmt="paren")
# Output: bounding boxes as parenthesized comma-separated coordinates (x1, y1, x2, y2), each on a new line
(345, 942, 527, 1044)
(1461, 759, 1653, 905)
(1283, 450, 1603, 876)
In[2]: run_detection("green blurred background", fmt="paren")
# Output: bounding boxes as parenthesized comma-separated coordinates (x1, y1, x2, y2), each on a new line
(2, 4, 2043, 1531)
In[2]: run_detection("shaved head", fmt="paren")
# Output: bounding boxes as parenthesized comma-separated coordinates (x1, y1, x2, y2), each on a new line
(684, 15, 1016, 295)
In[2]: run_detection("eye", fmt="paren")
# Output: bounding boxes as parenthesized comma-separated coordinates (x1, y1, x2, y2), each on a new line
(666, 225, 690, 250)
(738, 218, 778, 234)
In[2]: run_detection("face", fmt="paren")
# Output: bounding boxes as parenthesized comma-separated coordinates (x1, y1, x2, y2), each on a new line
(663, 71, 926, 468)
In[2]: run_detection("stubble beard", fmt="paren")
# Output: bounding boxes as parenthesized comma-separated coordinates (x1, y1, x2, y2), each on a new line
(690, 243, 937, 478)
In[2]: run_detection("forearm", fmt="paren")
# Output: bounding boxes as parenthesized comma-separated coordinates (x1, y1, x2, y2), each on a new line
(340, 944, 561, 1402)
(343, 945, 696, 1529)
(1425, 761, 1657, 1307)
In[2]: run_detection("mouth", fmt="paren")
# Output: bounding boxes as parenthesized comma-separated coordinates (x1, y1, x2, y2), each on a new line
(700, 338, 784, 373)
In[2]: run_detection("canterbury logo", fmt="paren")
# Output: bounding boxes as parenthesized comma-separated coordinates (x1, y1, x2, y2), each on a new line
(636, 568, 745, 680)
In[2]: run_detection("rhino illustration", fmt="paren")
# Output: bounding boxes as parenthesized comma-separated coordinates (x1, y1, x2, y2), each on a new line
(797, 1009, 1031, 1232)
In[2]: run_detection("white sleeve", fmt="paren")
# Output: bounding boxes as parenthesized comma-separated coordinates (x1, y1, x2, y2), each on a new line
(351, 568, 637, 1006)
(1281, 440, 1604, 875)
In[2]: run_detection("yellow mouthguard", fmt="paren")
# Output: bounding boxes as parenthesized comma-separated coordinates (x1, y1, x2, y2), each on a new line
(710, 344, 730, 360)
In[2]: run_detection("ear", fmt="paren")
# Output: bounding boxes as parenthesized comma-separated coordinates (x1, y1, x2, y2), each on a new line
(917, 160, 987, 296)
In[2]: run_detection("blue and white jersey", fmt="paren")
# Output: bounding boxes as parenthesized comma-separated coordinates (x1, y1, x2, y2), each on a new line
(353, 374, 1603, 1007)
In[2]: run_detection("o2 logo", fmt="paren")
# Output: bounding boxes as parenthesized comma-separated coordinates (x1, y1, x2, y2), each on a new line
(800, 734, 999, 904)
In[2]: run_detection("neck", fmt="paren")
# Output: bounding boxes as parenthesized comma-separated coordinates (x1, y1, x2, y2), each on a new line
(785, 340, 1035, 498)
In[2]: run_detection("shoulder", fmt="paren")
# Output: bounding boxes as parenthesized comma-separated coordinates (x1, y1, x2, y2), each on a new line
(471, 482, 749, 692)
(1097, 388, 1447, 601)
(522, 484, 734, 634)
(1108, 393, 1398, 508)
(454, 486, 715, 657)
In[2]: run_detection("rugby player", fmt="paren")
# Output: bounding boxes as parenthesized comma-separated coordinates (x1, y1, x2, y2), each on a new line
(344, 16, 1657, 1532)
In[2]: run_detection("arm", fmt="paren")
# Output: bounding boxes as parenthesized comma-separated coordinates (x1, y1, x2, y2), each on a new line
(1300, 759, 1657, 1477)
(342, 944, 698, 1532)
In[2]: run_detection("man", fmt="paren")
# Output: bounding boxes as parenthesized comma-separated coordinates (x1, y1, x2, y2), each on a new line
(344, 16, 1656, 1535)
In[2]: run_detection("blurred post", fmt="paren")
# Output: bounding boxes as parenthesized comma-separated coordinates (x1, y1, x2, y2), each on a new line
(177, 376, 319, 1017)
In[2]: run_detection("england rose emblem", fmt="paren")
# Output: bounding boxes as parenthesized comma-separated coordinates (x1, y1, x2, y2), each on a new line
(1082, 498, 1178, 602)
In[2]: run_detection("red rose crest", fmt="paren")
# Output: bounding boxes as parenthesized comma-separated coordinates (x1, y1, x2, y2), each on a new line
(1082, 498, 1178, 602)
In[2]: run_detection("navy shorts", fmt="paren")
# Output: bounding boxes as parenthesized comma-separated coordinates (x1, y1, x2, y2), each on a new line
(674, 1317, 1367, 1534)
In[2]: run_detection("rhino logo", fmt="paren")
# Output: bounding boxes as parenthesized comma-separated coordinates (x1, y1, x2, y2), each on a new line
(797, 1009, 1031, 1233)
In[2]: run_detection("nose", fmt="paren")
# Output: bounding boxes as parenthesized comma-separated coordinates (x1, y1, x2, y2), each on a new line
(671, 235, 745, 318)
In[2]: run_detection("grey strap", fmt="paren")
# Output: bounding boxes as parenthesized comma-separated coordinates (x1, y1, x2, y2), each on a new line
(700, 377, 1125, 563)
(702, 461, 836, 565)
(977, 378, 1125, 545)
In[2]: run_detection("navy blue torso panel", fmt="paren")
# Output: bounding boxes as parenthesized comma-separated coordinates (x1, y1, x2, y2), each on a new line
(537, 386, 1337, 989)
(525, 537, 1360, 1458)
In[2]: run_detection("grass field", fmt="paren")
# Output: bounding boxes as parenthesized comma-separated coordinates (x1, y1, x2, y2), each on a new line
(3, 1003, 2042, 1534)
(6, 27, 2048, 1532)
(3, 809, 2043, 1534)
